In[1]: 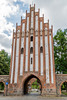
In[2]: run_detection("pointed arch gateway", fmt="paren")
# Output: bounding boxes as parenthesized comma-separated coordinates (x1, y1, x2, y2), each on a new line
(23, 74, 42, 95)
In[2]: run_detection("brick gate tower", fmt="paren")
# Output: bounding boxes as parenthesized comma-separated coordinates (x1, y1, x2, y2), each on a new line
(8, 4, 56, 96)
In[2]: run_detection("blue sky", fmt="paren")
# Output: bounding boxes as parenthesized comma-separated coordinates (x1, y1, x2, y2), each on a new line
(0, 0, 67, 54)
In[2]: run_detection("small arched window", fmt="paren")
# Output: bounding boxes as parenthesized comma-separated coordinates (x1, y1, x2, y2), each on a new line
(40, 46, 43, 53)
(31, 58, 33, 64)
(30, 47, 33, 54)
(21, 48, 24, 54)
(30, 36, 33, 41)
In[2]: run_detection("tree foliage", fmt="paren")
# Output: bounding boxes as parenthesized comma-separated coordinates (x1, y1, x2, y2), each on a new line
(32, 80, 39, 89)
(54, 29, 67, 74)
(0, 82, 4, 90)
(0, 50, 10, 75)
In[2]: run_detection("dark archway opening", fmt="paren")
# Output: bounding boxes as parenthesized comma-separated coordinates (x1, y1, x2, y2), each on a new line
(23, 74, 42, 95)
(61, 81, 67, 96)
(0, 82, 4, 96)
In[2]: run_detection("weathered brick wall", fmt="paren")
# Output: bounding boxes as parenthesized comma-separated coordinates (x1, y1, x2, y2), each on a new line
(56, 74, 67, 96)
(0, 75, 9, 83)
(1, 74, 67, 96)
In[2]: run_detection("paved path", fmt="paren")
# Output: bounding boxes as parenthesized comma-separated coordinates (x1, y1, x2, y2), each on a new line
(0, 95, 67, 100)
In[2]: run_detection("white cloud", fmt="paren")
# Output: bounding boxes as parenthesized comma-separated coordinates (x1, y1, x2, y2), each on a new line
(19, 10, 26, 18)
(20, 0, 32, 5)
(0, 33, 11, 48)
(0, 0, 19, 54)
(0, 0, 19, 18)
(0, 32, 12, 54)
(0, 0, 19, 33)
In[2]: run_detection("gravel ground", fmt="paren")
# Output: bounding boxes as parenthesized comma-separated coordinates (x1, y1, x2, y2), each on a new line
(0, 95, 67, 100)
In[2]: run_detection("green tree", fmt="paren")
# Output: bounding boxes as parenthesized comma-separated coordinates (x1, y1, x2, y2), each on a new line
(54, 29, 67, 74)
(32, 80, 39, 89)
(0, 50, 10, 75)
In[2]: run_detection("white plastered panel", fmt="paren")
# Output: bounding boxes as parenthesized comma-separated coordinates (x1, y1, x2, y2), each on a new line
(40, 36, 43, 46)
(27, 17, 29, 31)
(20, 38, 24, 75)
(40, 36, 43, 75)
(49, 35, 54, 83)
(10, 39, 15, 84)
(25, 37, 28, 71)
(31, 11, 33, 28)
(22, 23, 25, 32)
(35, 36, 38, 71)
(20, 54, 23, 76)
(14, 38, 19, 83)
(35, 16, 38, 31)
(30, 41, 33, 47)
(41, 53, 43, 75)
(45, 36, 50, 83)
(40, 22, 42, 30)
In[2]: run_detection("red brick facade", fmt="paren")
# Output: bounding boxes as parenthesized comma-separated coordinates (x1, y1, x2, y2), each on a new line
(8, 4, 56, 96)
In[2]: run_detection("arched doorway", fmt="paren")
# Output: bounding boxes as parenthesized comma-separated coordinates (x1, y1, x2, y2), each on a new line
(23, 74, 42, 95)
(0, 82, 5, 96)
(60, 81, 67, 96)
